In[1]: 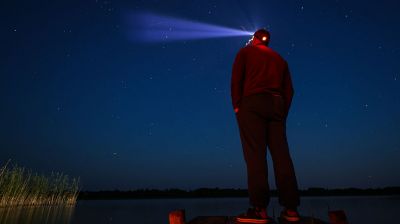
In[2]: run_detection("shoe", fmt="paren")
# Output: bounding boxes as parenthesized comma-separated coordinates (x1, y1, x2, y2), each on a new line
(280, 209, 300, 222)
(236, 207, 271, 223)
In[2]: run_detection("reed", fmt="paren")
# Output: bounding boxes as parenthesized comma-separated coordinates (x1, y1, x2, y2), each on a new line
(0, 160, 80, 207)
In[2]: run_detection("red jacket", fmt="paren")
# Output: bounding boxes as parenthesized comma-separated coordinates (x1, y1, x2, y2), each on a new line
(231, 44, 294, 115)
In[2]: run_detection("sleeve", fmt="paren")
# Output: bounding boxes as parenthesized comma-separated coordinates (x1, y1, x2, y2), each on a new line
(231, 49, 245, 109)
(282, 61, 294, 117)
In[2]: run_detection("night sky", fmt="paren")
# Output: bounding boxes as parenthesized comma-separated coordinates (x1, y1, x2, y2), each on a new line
(1, 0, 399, 191)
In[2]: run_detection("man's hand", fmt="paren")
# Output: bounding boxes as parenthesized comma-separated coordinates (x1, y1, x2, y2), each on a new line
(234, 108, 239, 113)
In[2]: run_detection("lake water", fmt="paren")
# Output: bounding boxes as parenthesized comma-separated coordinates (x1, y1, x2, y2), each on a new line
(0, 196, 399, 223)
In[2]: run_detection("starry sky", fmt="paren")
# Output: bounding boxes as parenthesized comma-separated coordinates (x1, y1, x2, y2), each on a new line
(1, 0, 399, 191)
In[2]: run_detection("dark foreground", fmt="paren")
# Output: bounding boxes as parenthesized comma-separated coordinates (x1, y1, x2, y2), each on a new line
(1, 196, 399, 223)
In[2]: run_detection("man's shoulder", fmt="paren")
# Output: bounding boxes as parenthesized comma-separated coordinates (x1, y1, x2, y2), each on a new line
(234, 46, 251, 60)
(236, 46, 288, 64)
(238, 45, 251, 53)
(236, 45, 258, 57)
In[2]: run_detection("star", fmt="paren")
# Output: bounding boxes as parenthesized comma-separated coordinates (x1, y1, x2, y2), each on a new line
(111, 114, 120, 119)
(121, 80, 127, 88)
(215, 146, 225, 151)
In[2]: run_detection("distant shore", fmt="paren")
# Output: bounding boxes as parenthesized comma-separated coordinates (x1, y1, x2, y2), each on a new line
(78, 187, 400, 200)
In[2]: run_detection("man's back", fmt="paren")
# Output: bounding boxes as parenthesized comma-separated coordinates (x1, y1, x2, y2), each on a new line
(231, 45, 294, 115)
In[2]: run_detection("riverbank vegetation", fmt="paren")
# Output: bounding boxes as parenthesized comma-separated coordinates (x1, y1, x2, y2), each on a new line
(0, 160, 80, 207)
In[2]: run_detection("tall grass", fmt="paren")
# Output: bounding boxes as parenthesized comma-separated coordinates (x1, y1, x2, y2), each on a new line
(0, 160, 80, 207)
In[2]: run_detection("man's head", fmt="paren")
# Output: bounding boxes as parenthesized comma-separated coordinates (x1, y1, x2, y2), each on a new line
(252, 29, 270, 46)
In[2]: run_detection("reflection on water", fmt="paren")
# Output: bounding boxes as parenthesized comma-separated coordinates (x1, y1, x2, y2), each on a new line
(0, 205, 75, 224)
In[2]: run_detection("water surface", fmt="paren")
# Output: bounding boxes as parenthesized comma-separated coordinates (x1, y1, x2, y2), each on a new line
(1, 196, 398, 223)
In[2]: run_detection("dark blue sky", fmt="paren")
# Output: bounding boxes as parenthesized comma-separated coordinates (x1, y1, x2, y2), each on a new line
(1, 0, 399, 191)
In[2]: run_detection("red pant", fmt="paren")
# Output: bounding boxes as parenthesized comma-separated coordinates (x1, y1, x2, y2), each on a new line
(236, 93, 300, 209)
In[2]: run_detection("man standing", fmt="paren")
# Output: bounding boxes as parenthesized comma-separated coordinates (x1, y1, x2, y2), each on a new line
(232, 29, 300, 223)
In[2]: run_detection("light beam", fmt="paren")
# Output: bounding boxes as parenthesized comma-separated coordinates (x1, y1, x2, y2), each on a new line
(126, 12, 253, 43)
